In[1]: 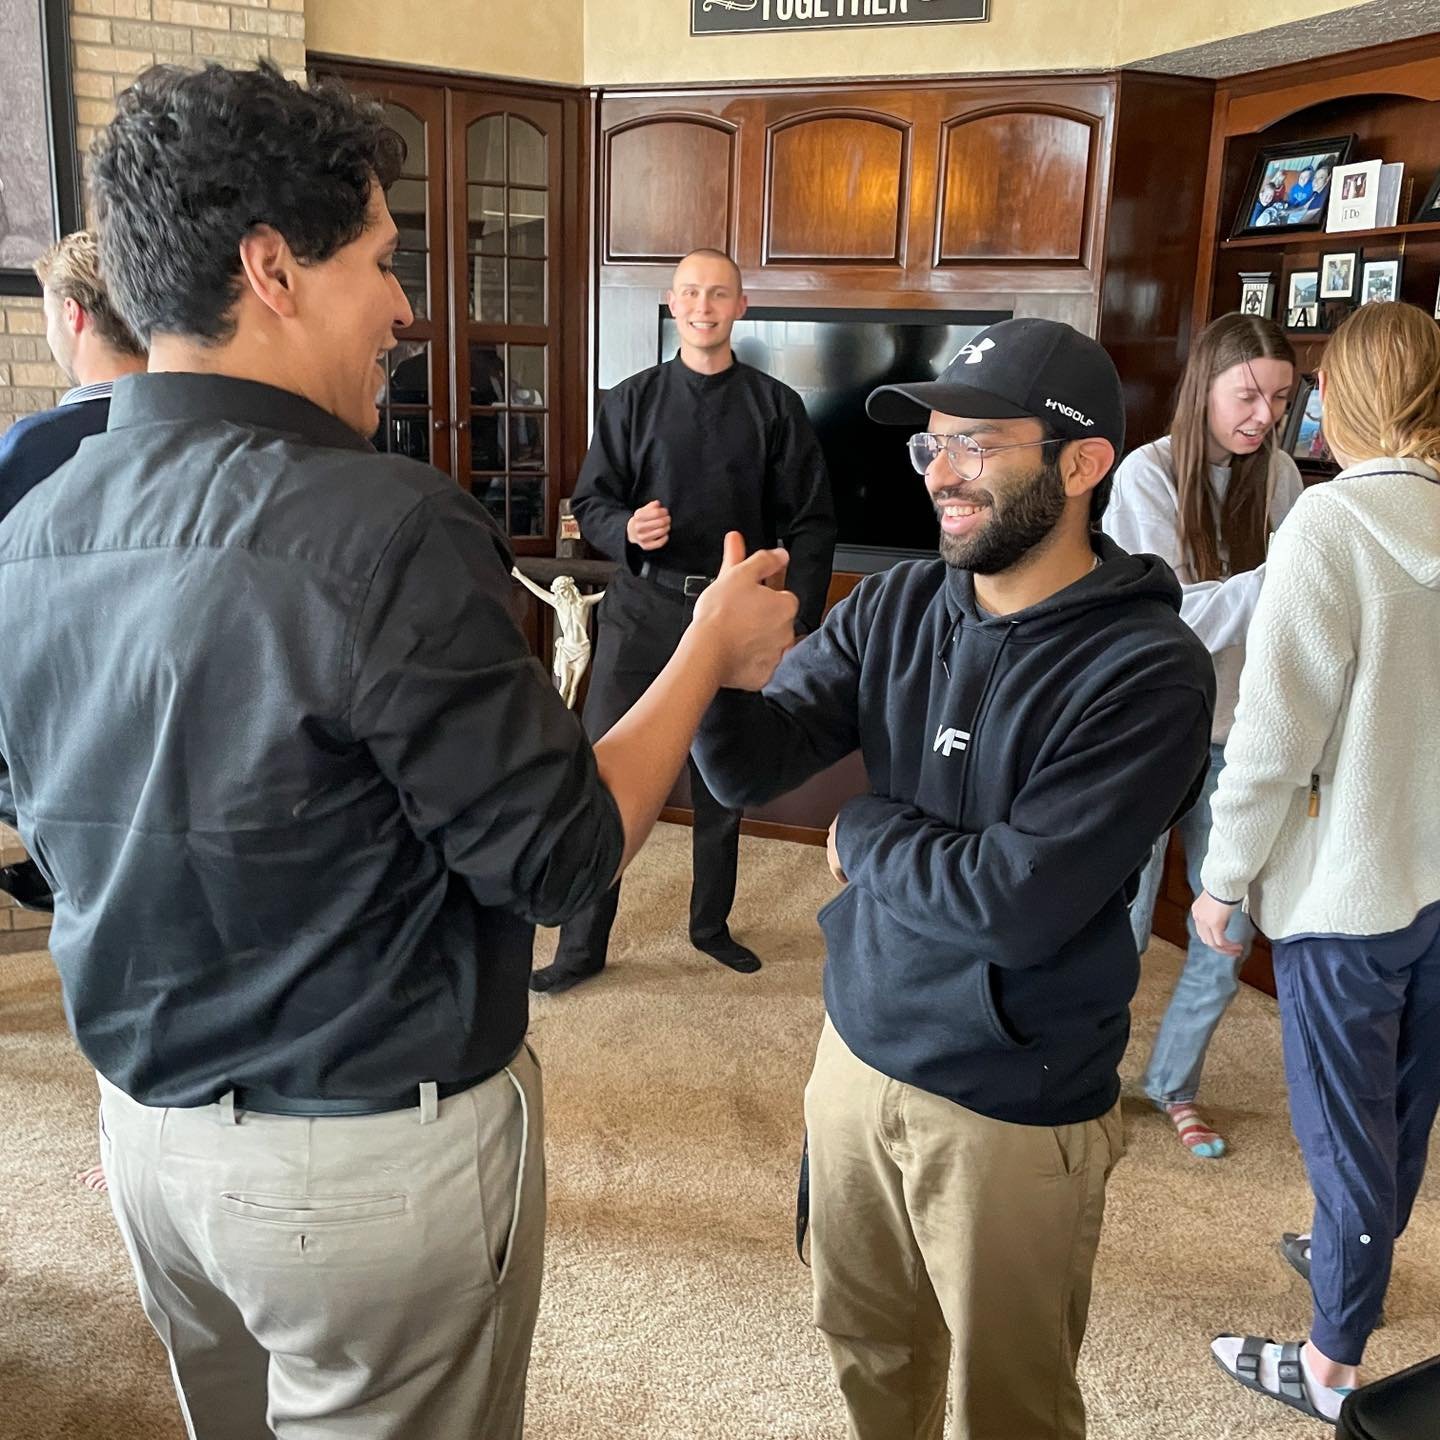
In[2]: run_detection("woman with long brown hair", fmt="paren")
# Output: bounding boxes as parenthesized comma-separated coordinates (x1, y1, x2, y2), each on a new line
(1103, 313, 1300, 1157)
(1198, 300, 1440, 1422)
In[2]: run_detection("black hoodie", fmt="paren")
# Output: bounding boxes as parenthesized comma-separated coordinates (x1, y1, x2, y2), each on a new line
(694, 535, 1215, 1126)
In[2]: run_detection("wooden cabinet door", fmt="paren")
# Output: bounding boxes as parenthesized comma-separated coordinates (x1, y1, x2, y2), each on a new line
(448, 92, 566, 551)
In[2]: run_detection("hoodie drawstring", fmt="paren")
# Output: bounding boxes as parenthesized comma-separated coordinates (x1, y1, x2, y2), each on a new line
(947, 622, 1015, 828)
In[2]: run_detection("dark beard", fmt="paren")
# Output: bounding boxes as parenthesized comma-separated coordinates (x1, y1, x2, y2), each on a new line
(938, 456, 1067, 574)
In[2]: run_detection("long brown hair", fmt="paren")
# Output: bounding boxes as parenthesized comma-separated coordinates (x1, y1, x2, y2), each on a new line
(1321, 301, 1440, 468)
(1168, 314, 1296, 582)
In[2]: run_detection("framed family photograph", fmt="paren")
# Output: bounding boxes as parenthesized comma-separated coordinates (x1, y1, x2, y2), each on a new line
(1238, 271, 1275, 318)
(1285, 268, 1321, 330)
(0, 0, 83, 295)
(1319, 250, 1360, 301)
(1360, 257, 1402, 305)
(1282, 375, 1334, 470)
(1231, 134, 1353, 239)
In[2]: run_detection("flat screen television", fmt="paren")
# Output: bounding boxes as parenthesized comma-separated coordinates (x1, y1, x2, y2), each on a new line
(659, 306, 1009, 571)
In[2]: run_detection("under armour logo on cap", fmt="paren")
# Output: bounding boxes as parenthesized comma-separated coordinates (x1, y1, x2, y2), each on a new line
(956, 338, 995, 366)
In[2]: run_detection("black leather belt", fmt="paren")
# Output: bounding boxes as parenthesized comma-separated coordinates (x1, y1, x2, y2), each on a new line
(638, 561, 712, 598)
(229, 1065, 502, 1118)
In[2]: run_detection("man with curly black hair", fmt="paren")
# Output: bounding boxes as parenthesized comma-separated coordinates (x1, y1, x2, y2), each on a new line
(0, 62, 799, 1437)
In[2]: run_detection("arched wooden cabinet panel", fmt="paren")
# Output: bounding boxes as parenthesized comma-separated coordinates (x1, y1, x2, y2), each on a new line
(763, 111, 910, 265)
(937, 108, 1097, 265)
(604, 117, 737, 262)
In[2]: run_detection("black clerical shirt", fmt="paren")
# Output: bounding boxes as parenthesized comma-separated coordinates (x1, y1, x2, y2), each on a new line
(0, 373, 623, 1106)
(571, 358, 835, 632)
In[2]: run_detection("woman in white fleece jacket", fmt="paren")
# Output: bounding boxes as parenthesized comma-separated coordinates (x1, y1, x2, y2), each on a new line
(1103, 313, 1301, 1159)
(1198, 302, 1440, 1423)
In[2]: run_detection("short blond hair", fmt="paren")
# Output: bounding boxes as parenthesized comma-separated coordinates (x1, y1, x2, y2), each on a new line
(1321, 302, 1440, 468)
(33, 230, 145, 359)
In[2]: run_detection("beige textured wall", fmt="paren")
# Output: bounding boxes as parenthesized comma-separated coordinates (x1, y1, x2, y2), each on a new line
(306, 0, 584, 85)
(584, 0, 1368, 85)
(585, 0, 1116, 84)
(304, 0, 1371, 86)
(1113, 0, 1360, 65)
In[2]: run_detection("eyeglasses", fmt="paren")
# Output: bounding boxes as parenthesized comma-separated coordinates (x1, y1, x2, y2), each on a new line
(907, 432, 1067, 481)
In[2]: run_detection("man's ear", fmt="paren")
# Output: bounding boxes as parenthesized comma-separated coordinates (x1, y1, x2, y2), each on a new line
(237, 225, 299, 320)
(63, 296, 85, 337)
(734, 292, 749, 322)
(1061, 437, 1115, 501)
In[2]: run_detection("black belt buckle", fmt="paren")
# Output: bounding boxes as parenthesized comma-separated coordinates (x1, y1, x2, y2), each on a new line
(682, 575, 710, 599)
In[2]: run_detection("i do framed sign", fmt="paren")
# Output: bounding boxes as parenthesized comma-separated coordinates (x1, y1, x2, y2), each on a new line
(692, 0, 989, 37)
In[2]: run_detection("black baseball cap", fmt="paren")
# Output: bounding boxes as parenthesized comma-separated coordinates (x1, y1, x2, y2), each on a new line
(866, 317, 1125, 460)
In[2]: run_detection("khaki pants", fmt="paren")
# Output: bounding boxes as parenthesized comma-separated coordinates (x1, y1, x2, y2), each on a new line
(97, 1045, 545, 1440)
(804, 1020, 1123, 1440)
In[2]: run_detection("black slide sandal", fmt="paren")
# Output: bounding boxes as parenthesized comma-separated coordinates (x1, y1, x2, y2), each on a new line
(1212, 1334, 1334, 1423)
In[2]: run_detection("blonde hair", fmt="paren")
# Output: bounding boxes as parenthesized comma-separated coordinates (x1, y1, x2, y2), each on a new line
(32, 230, 145, 359)
(1321, 302, 1440, 468)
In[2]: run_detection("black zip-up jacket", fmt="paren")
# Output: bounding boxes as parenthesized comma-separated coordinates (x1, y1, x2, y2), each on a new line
(0, 374, 623, 1107)
(695, 538, 1214, 1125)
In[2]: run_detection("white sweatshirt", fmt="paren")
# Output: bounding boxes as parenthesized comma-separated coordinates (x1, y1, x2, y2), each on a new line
(1201, 457, 1440, 940)
(1103, 437, 1303, 741)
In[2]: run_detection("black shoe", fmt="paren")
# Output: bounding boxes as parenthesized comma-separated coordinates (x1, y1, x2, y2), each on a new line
(529, 958, 604, 994)
(0, 860, 54, 913)
(1280, 1232, 1312, 1282)
(1280, 1232, 1385, 1327)
(691, 930, 761, 974)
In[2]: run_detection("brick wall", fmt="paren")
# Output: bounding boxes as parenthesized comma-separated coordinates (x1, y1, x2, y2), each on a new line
(0, 0, 307, 936)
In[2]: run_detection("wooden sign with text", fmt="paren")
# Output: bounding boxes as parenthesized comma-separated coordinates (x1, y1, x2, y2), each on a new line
(692, 0, 989, 37)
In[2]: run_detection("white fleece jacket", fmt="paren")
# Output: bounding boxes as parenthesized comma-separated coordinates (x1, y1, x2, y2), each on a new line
(1104, 437, 1303, 741)
(1201, 457, 1440, 940)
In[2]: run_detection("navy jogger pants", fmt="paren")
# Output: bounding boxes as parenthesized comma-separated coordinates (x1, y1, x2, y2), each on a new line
(1273, 898, 1440, 1365)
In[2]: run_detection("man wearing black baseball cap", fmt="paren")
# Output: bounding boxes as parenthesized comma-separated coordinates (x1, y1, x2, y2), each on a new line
(694, 318, 1215, 1439)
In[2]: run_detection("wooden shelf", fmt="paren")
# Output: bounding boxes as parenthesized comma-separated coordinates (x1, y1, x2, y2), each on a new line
(1223, 219, 1440, 250)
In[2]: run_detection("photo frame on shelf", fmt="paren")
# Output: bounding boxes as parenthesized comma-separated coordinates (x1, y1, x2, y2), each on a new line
(1413, 167, 1440, 224)
(1230, 134, 1353, 239)
(1434, 276, 1440, 322)
(1359, 257, 1403, 304)
(1319, 250, 1360, 301)
(1285, 268, 1320, 330)
(1327, 159, 1383, 232)
(1282, 374, 1334, 470)
(1238, 271, 1275, 318)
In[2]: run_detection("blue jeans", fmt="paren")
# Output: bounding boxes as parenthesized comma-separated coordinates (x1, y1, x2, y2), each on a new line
(1129, 743, 1254, 1106)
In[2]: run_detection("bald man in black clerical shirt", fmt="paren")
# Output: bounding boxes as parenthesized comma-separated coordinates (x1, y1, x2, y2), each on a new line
(531, 249, 836, 994)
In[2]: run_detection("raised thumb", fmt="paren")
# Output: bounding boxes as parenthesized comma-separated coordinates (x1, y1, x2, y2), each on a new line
(719, 530, 747, 573)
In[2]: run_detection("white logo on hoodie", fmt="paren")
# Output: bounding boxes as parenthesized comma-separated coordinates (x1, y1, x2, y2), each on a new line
(933, 725, 971, 757)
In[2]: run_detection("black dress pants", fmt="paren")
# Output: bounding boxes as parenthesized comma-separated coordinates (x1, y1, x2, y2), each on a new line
(554, 571, 742, 970)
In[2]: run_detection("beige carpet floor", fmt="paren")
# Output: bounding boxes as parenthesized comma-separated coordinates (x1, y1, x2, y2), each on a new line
(2, 822, 1437, 1439)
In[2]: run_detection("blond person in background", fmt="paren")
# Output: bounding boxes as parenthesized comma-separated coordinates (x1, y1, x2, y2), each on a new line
(0, 231, 146, 1193)
(1201, 302, 1440, 1424)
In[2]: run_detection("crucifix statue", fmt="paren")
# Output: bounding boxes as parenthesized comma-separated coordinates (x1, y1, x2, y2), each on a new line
(512, 569, 606, 709)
